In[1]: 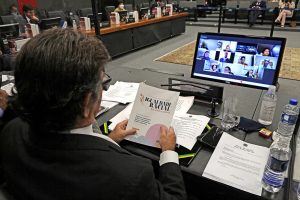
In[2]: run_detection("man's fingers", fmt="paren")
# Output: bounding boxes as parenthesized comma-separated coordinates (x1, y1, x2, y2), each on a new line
(160, 125, 167, 136)
(123, 128, 137, 137)
(116, 119, 128, 129)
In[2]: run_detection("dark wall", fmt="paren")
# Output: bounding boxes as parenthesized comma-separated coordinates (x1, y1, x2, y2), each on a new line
(36, 0, 92, 12)
(0, 0, 18, 16)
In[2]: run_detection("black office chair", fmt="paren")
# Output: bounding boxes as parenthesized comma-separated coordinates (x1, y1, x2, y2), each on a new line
(124, 4, 133, 12)
(105, 6, 116, 22)
(35, 9, 48, 19)
(142, 2, 150, 8)
(78, 8, 93, 17)
(223, 0, 238, 23)
(0, 15, 17, 25)
(47, 10, 66, 20)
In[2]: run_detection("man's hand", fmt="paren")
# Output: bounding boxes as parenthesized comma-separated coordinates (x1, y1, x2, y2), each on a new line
(109, 119, 137, 143)
(159, 126, 176, 152)
(0, 90, 8, 110)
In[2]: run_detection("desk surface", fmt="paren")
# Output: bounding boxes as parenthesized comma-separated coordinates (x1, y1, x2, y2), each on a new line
(82, 12, 189, 36)
(98, 67, 299, 200)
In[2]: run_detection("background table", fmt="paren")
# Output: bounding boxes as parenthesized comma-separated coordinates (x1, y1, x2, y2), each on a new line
(83, 13, 188, 57)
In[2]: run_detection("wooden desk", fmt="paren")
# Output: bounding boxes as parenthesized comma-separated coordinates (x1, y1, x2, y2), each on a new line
(83, 13, 188, 57)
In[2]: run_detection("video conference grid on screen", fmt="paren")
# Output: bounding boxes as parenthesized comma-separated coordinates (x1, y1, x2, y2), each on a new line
(192, 33, 284, 89)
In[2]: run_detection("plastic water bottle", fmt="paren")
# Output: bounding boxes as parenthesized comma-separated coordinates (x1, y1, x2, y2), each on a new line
(258, 86, 277, 125)
(274, 99, 299, 141)
(262, 139, 291, 193)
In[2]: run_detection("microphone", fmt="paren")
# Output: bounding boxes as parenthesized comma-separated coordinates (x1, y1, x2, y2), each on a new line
(161, 82, 221, 118)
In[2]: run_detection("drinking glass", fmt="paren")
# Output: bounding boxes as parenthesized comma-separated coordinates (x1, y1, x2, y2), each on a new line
(221, 97, 240, 131)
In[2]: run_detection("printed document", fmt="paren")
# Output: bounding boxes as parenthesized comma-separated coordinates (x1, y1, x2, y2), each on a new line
(175, 96, 194, 114)
(203, 133, 270, 196)
(172, 114, 209, 150)
(102, 81, 139, 104)
(126, 83, 179, 148)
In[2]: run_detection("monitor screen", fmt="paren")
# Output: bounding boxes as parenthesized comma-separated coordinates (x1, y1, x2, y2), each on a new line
(40, 17, 62, 30)
(191, 32, 286, 89)
(0, 23, 19, 39)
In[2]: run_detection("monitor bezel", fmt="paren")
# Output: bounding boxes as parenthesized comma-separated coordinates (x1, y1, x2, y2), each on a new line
(190, 32, 286, 90)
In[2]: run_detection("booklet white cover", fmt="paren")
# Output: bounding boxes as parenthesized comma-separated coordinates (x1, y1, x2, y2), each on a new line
(203, 133, 270, 196)
(126, 83, 179, 148)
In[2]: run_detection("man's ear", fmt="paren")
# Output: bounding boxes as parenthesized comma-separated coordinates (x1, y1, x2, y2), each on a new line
(82, 92, 93, 118)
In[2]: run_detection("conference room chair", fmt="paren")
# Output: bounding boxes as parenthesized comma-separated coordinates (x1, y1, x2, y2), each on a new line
(236, 0, 250, 23)
(78, 8, 93, 17)
(35, 9, 48, 19)
(0, 15, 17, 25)
(47, 10, 67, 20)
(141, 2, 150, 8)
(105, 6, 116, 22)
(179, 0, 198, 21)
(293, 0, 300, 22)
(124, 4, 134, 12)
(264, 2, 278, 21)
(222, 0, 238, 23)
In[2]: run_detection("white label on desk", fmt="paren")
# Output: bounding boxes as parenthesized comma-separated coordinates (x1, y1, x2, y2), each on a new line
(203, 133, 270, 196)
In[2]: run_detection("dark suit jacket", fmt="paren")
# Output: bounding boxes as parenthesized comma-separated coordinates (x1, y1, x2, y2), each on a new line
(0, 118, 186, 200)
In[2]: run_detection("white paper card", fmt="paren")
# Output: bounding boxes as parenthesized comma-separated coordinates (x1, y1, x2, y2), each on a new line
(203, 133, 270, 196)
(172, 114, 210, 150)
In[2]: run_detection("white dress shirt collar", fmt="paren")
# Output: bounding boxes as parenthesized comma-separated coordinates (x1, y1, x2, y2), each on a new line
(69, 124, 120, 147)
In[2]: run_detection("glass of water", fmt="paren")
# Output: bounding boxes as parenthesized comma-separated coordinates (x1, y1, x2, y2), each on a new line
(221, 97, 240, 131)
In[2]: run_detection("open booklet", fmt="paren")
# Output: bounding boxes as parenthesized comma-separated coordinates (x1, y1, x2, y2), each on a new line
(125, 83, 210, 150)
(126, 83, 180, 148)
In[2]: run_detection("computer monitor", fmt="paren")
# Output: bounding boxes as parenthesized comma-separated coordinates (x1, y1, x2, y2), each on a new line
(87, 13, 102, 27)
(118, 11, 128, 22)
(191, 32, 286, 90)
(0, 23, 19, 39)
(40, 17, 62, 31)
(139, 7, 149, 19)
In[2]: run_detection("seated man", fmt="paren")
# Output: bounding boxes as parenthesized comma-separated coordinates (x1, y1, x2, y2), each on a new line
(0, 29, 186, 200)
(23, 4, 40, 24)
(248, 0, 266, 27)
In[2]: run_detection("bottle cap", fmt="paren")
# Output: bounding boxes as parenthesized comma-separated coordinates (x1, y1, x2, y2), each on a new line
(289, 98, 298, 105)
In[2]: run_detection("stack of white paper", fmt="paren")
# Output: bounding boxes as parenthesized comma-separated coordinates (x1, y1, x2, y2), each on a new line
(203, 133, 270, 196)
(102, 82, 140, 104)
